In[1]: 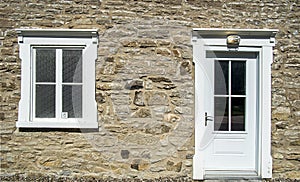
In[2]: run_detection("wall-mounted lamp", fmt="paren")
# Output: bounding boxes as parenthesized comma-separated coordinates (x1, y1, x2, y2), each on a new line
(227, 35, 240, 48)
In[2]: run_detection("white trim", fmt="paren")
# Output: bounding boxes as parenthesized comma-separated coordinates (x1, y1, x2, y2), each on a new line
(260, 46, 273, 178)
(16, 121, 96, 128)
(56, 49, 62, 121)
(16, 29, 98, 40)
(192, 29, 277, 180)
(192, 28, 278, 38)
(17, 29, 98, 129)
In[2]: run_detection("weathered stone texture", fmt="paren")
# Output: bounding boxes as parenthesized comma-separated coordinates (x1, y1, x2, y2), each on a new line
(0, 0, 299, 180)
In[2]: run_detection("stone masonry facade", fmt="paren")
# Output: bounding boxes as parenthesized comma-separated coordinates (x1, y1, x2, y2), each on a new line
(0, 0, 299, 181)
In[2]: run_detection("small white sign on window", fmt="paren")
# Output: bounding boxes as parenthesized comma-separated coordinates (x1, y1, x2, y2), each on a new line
(61, 112, 68, 119)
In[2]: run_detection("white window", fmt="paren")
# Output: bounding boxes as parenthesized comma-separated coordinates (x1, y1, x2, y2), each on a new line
(16, 29, 98, 128)
(192, 29, 278, 180)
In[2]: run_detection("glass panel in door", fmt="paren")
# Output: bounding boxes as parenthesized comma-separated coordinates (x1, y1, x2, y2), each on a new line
(214, 60, 246, 131)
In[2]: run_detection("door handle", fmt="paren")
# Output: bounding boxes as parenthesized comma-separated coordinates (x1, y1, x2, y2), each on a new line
(205, 112, 213, 126)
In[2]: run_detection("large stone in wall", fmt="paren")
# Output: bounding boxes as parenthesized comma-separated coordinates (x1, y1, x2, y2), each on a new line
(131, 107, 151, 118)
(146, 91, 169, 106)
(120, 150, 130, 159)
(130, 159, 150, 171)
(122, 133, 159, 146)
(125, 79, 144, 90)
(133, 91, 145, 106)
(148, 76, 172, 83)
(138, 39, 157, 48)
(163, 113, 180, 123)
(166, 160, 182, 172)
(144, 123, 172, 135)
(272, 106, 291, 120)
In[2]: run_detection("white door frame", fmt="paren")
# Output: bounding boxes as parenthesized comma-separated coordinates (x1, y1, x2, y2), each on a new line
(192, 29, 278, 180)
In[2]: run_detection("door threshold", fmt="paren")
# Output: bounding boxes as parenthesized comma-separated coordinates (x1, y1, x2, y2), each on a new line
(204, 170, 260, 180)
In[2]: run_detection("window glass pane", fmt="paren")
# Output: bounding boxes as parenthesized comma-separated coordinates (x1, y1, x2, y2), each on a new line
(36, 85, 55, 118)
(36, 49, 56, 82)
(63, 85, 82, 118)
(215, 61, 228, 95)
(63, 50, 82, 83)
(214, 97, 229, 131)
(231, 61, 246, 95)
(231, 97, 245, 131)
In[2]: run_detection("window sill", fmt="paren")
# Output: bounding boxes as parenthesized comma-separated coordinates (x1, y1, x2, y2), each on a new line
(16, 121, 98, 129)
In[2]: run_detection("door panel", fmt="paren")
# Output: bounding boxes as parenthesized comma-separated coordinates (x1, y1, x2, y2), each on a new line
(213, 139, 245, 155)
(203, 50, 258, 174)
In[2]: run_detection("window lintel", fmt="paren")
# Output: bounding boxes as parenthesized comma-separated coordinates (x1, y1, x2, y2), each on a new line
(16, 29, 98, 44)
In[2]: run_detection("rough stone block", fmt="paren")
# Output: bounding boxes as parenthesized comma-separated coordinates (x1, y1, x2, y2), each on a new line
(163, 113, 180, 123)
(138, 39, 157, 47)
(146, 91, 169, 106)
(133, 91, 145, 106)
(273, 106, 291, 120)
(123, 133, 159, 146)
(166, 160, 182, 172)
(145, 123, 171, 135)
(121, 150, 130, 159)
(131, 107, 151, 118)
(138, 30, 169, 39)
(148, 76, 172, 83)
(156, 48, 171, 56)
(125, 80, 144, 90)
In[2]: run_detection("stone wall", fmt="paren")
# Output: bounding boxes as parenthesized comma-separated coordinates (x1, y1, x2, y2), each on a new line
(0, 0, 299, 180)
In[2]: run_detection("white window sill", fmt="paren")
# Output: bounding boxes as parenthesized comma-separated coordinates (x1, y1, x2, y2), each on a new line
(16, 120, 98, 129)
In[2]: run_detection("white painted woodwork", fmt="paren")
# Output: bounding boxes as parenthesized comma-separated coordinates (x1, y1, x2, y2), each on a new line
(192, 28, 277, 180)
(16, 29, 98, 129)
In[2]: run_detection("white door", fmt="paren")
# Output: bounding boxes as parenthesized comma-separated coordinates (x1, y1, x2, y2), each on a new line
(193, 29, 277, 180)
(201, 49, 258, 177)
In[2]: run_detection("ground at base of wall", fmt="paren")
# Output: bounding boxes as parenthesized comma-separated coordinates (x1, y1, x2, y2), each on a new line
(0, 174, 299, 182)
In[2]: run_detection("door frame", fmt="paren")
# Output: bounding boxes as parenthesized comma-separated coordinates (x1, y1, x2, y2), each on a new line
(192, 29, 278, 180)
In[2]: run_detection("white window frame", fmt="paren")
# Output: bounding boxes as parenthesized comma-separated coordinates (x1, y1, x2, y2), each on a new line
(16, 29, 98, 129)
(192, 29, 278, 180)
